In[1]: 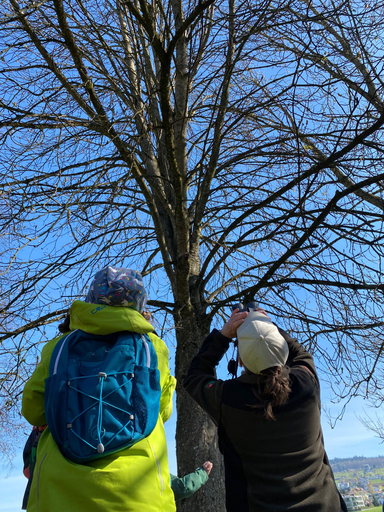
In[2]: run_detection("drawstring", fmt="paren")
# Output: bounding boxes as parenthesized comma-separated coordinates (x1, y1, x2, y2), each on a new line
(97, 372, 107, 454)
(67, 371, 135, 453)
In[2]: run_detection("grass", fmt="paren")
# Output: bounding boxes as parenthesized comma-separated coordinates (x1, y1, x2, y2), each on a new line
(334, 468, 384, 482)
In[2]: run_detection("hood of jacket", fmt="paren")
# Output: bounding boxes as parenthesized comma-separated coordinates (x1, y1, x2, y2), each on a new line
(69, 300, 155, 335)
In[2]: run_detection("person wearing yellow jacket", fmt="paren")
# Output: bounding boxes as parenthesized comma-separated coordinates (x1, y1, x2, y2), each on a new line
(22, 267, 177, 512)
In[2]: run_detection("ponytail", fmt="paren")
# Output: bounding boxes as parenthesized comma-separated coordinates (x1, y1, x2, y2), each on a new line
(251, 366, 291, 421)
(58, 313, 71, 333)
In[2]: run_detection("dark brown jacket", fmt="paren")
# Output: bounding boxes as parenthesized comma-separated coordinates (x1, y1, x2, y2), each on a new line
(184, 328, 347, 512)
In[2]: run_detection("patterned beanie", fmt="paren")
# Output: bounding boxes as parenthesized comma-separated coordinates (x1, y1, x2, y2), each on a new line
(84, 266, 147, 312)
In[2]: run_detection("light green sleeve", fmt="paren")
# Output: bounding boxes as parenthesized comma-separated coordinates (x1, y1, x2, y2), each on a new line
(21, 335, 63, 426)
(160, 373, 176, 423)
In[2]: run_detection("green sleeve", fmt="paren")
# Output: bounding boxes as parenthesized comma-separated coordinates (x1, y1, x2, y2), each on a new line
(21, 335, 63, 426)
(159, 373, 176, 423)
(170, 467, 209, 501)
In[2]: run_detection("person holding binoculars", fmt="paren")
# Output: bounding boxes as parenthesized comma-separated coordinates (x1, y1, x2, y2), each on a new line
(184, 303, 347, 512)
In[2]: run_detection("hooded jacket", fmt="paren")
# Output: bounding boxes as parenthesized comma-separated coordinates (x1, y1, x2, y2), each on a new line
(22, 301, 176, 512)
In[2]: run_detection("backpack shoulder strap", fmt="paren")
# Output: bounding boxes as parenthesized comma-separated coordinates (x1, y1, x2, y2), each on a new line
(49, 329, 80, 376)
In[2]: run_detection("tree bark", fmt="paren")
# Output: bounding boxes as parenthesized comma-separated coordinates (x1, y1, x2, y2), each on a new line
(174, 310, 226, 512)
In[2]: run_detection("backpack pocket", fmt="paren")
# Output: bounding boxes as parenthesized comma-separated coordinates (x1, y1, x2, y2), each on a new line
(45, 371, 69, 451)
(45, 365, 161, 463)
(132, 365, 161, 437)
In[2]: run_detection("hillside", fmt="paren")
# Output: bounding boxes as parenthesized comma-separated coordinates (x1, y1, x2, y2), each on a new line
(331, 456, 384, 473)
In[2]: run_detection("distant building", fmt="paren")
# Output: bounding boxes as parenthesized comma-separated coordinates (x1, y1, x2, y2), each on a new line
(374, 492, 384, 505)
(342, 494, 365, 511)
(357, 477, 368, 489)
(337, 481, 350, 491)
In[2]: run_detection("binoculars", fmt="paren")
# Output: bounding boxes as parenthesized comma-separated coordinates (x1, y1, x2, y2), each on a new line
(228, 300, 260, 378)
(231, 301, 259, 313)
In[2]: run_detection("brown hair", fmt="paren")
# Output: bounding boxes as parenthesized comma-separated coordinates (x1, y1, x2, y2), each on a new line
(58, 313, 71, 333)
(250, 365, 291, 421)
(141, 309, 152, 322)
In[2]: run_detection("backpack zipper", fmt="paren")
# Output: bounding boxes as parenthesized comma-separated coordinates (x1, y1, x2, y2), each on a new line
(55, 331, 149, 372)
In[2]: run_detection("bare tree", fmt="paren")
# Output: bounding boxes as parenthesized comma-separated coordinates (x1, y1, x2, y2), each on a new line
(0, 329, 29, 469)
(2, 0, 384, 509)
(359, 411, 384, 442)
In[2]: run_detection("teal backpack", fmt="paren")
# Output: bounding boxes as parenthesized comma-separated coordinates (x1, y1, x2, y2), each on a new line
(45, 329, 161, 464)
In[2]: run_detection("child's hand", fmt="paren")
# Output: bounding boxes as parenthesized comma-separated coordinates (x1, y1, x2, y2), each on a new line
(221, 309, 248, 339)
(202, 461, 213, 475)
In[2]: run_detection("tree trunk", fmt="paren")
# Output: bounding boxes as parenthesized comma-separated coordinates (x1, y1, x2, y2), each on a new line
(174, 311, 226, 512)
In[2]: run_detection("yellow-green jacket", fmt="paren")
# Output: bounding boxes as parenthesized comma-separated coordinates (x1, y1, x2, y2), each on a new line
(22, 301, 177, 512)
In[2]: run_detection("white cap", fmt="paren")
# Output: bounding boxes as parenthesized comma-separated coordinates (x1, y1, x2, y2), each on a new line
(236, 311, 289, 374)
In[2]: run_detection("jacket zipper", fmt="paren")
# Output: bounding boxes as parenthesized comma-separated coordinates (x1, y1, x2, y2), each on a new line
(36, 453, 47, 511)
(151, 443, 165, 495)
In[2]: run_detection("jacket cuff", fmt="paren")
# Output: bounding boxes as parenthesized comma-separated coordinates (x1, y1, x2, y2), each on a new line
(211, 328, 232, 347)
